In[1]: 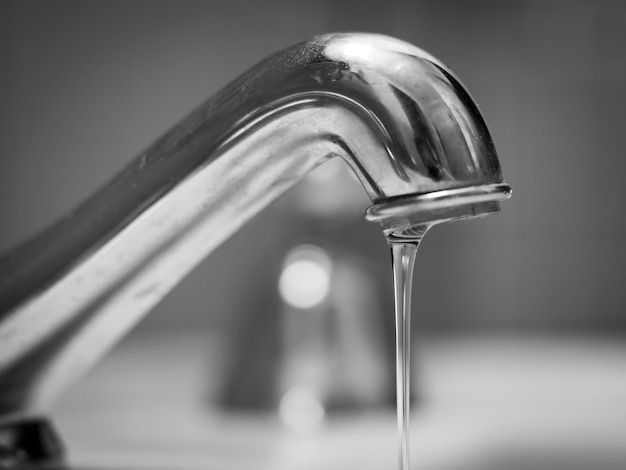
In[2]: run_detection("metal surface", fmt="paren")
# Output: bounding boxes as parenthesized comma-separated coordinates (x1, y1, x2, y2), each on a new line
(0, 33, 509, 428)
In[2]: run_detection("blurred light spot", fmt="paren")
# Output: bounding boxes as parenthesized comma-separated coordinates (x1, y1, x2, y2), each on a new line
(279, 386, 325, 432)
(278, 245, 331, 309)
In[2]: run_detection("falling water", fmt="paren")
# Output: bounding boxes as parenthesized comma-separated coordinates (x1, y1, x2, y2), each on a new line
(389, 225, 427, 470)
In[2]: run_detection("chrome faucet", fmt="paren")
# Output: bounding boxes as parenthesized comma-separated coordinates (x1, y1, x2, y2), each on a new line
(0, 33, 509, 464)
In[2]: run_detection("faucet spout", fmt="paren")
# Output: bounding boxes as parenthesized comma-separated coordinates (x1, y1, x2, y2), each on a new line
(0, 33, 509, 425)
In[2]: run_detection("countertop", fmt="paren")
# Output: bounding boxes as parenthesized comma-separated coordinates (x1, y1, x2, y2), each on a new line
(52, 332, 626, 470)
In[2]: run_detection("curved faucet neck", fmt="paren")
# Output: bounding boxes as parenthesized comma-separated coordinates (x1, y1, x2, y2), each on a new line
(0, 33, 510, 423)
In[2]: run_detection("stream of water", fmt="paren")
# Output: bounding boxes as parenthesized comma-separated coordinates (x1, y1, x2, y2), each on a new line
(390, 240, 421, 470)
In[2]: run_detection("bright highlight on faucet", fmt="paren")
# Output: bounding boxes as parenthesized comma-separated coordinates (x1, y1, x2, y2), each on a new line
(278, 245, 332, 309)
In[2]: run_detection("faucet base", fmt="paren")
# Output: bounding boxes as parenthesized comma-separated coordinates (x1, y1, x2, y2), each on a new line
(0, 418, 65, 469)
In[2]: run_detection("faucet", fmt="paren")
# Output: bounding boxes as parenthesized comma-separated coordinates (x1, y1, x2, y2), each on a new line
(0, 33, 510, 465)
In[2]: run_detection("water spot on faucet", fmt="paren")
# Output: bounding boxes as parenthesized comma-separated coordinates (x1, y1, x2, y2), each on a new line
(138, 154, 147, 170)
(135, 282, 160, 300)
(309, 61, 364, 85)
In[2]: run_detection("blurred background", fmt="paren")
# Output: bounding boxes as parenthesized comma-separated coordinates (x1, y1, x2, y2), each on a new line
(1, 1, 626, 469)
